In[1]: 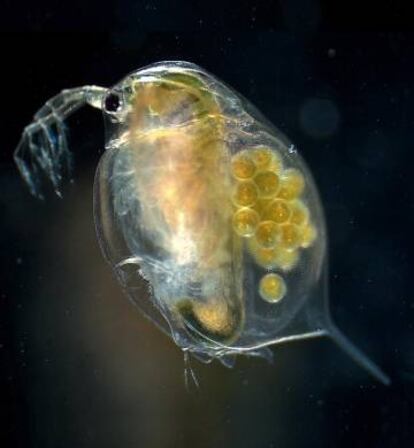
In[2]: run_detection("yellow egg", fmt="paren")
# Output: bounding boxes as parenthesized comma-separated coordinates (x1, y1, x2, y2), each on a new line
(268, 150, 284, 174)
(301, 223, 317, 248)
(263, 199, 290, 223)
(259, 273, 287, 303)
(232, 208, 260, 237)
(254, 171, 280, 198)
(231, 151, 256, 179)
(247, 239, 278, 269)
(289, 200, 309, 226)
(279, 223, 301, 250)
(274, 247, 299, 271)
(278, 169, 305, 200)
(251, 146, 273, 169)
(255, 220, 280, 248)
(252, 198, 271, 216)
(233, 180, 258, 207)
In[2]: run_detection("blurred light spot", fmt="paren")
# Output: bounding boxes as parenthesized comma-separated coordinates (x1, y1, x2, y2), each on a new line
(299, 98, 340, 139)
(328, 48, 336, 58)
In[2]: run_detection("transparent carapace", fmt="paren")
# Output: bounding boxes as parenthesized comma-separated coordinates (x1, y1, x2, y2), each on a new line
(14, 61, 390, 384)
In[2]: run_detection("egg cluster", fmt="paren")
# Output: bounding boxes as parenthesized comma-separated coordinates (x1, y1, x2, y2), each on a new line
(231, 146, 317, 303)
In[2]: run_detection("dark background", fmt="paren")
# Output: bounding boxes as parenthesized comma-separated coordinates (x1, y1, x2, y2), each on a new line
(1, 1, 413, 447)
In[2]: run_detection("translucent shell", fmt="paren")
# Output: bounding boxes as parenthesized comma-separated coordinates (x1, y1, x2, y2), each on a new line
(94, 62, 325, 353)
(92, 62, 389, 383)
(17, 61, 385, 383)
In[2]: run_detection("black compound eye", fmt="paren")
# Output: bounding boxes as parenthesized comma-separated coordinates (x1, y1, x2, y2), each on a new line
(104, 92, 121, 113)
